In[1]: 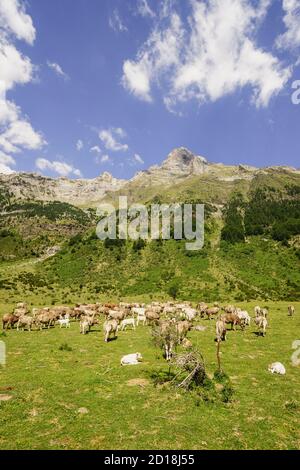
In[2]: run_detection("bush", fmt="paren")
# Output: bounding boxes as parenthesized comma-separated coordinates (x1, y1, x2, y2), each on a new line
(58, 343, 73, 352)
(132, 239, 146, 252)
(148, 368, 176, 386)
(221, 195, 245, 244)
(168, 284, 180, 300)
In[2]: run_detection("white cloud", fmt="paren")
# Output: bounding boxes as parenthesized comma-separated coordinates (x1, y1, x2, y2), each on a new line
(122, 59, 152, 101)
(0, 119, 45, 153)
(0, 150, 15, 174)
(109, 9, 128, 33)
(133, 153, 144, 164)
(99, 127, 129, 152)
(0, 0, 36, 44)
(0, 42, 34, 95)
(122, 0, 291, 109)
(276, 0, 300, 50)
(35, 158, 82, 178)
(73, 168, 82, 177)
(90, 145, 101, 154)
(76, 139, 83, 151)
(137, 0, 156, 18)
(0, 162, 14, 174)
(47, 61, 69, 80)
(0, 0, 45, 170)
(95, 154, 111, 164)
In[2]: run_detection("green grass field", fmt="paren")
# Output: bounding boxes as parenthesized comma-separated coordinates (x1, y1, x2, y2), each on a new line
(1, 302, 299, 450)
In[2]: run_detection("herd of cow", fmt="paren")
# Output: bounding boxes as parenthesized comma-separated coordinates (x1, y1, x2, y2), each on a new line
(1, 301, 296, 359)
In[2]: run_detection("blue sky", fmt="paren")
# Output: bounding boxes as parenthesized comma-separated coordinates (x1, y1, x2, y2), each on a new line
(0, 0, 300, 180)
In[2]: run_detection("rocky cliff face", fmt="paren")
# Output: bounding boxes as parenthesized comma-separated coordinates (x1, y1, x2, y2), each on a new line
(0, 171, 126, 206)
(132, 147, 208, 185)
(1, 147, 299, 207)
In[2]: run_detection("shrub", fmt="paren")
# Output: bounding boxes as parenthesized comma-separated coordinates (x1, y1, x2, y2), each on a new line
(58, 343, 73, 352)
(168, 284, 180, 300)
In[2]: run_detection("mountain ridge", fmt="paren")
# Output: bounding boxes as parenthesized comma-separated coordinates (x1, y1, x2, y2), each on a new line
(1, 147, 299, 207)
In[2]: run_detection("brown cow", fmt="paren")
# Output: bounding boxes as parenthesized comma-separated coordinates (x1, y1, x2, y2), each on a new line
(2, 313, 19, 330)
(205, 307, 220, 320)
(220, 312, 243, 331)
(145, 310, 160, 325)
(176, 320, 192, 342)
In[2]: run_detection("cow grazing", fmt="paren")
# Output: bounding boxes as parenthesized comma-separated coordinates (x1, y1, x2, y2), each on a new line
(216, 319, 227, 342)
(254, 306, 261, 317)
(120, 318, 135, 331)
(236, 309, 251, 326)
(121, 353, 142, 365)
(14, 304, 28, 318)
(132, 307, 145, 316)
(220, 312, 244, 331)
(288, 305, 295, 317)
(197, 302, 208, 317)
(182, 307, 197, 321)
(108, 310, 126, 322)
(57, 314, 70, 328)
(136, 311, 146, 326)
(35, 311, 52, 330)
(145, 310, 160, 325)
(176, 320, 192, 342)
(79, 313, 97, 335)
(261, 308, 268, 318)
(223, 305, 236, 314)
(254, 306, 268, 318)
(205, 307, 220, 320)
(80, 318, 90, 335)
(157, 320, 177, 361)
(17, 315, 34, 332)
(2, 313, 19, 330)
(103, 320, 118, 342)
(255, 315, 268, 336)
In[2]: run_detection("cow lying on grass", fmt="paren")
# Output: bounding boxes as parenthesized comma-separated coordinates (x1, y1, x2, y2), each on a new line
(121, 353, 142, 365)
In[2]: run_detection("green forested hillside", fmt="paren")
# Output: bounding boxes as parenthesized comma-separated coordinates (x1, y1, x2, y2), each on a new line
(0, 170, 299, 305)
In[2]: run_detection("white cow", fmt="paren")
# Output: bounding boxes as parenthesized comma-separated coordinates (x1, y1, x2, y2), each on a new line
(120, 318, 136, 331)
(182, 307, 197, 321)
(254, 306, 261, 317)
(132, 307, 145, 316)
(134, 308, 146, 326)
(121, 353, 143, 366)
(57, 314, 70, 328)
(236, 309, 251, 326)
(255, 315, 268, 336)
(288, 305, 295, 316)
(268, 362, 286, 375)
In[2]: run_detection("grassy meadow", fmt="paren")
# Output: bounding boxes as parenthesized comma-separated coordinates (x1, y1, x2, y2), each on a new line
(0, 301, 299, 450)
(0, 173, 299, 450)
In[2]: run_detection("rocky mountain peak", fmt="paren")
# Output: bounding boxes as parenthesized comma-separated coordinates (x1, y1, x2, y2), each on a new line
(95, 171, 114, 182)
(162, 147, 208, 175)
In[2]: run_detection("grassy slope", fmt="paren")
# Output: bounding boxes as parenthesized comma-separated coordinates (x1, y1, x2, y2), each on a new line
(0, 231, 299, 308)
(0, 170, 300, 450)
(0, 302, 299, 450)
(0, 169, 299, 304)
